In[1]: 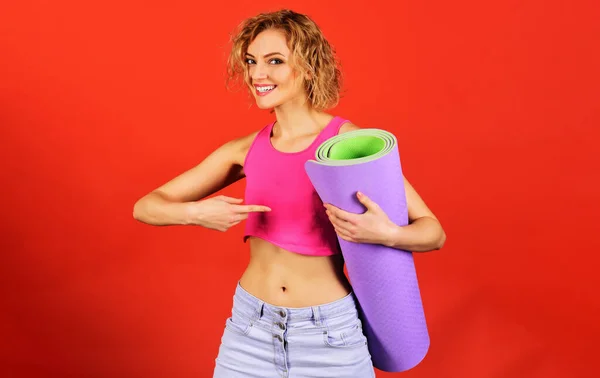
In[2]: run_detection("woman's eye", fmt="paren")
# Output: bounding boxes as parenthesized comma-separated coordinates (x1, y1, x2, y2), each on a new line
(245, 58, 283, 65)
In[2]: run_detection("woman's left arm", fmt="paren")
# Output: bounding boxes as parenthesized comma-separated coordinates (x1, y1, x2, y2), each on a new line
(381, 176, 446, 252)
(324, 177, 446, 253)
(325, 122, 446, 253)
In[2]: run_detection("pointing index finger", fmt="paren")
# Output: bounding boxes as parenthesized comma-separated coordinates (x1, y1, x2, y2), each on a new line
(234, 204, 272, 213)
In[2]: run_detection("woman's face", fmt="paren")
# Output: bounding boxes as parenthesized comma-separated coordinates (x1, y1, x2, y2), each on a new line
(245, 29, 307, 109)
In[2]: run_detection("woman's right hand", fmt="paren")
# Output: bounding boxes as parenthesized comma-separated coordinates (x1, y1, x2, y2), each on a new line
(189, 195, 271, 232)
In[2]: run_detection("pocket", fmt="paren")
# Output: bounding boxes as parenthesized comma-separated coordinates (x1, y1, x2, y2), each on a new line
(224, 308, 253, 336)
(323, 318, 368, 349)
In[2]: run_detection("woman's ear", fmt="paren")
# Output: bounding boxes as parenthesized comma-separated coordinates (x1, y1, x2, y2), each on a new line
(299, 68, 312, 83)
(293, 69, 311, 84)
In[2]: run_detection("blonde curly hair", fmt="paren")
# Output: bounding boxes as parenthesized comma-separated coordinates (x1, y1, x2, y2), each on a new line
(226, 9, 343, 111)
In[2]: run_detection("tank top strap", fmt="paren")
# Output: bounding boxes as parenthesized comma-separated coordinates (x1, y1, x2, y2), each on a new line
(257, 119, 278, 151)
(261, 120, 276, 141)
(313, 116, 351, 146)
(243, 121, 275, 168)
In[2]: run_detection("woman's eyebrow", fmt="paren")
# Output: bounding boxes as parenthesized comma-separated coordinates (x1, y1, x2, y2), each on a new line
(245, 52, 285, 58)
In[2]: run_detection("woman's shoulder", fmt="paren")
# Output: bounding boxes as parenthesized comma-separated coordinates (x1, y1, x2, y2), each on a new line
(227, 122, 274, 167)
(338, 118, 361, 134)
(228, 121, 272, 148)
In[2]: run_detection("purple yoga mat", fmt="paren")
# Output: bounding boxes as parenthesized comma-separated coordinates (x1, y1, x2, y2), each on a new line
(304, 128, 429, 372)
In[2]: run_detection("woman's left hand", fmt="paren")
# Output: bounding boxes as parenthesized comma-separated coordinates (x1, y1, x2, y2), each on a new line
(324, 191, 397, 245)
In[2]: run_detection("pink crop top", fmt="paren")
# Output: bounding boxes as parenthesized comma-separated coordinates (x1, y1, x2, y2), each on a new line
(242, 116, 350, 256)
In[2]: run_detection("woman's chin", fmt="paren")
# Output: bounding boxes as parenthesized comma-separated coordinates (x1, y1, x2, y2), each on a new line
(255, 100, 278, 110)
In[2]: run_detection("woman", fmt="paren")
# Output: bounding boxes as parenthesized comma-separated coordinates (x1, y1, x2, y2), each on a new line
(133, 9, 446, 378)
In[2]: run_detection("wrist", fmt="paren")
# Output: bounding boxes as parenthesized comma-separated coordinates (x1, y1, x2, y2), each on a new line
(383, 222, 401, 248)
(180, 202, 198, 225)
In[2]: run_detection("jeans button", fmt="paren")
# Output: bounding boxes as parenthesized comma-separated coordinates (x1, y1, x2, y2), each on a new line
(277, 322, 285, 330)
(274, 334, 283, 342)
(279, 310, 286, 317)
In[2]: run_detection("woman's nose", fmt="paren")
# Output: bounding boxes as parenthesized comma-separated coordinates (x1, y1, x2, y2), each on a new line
(251, 63, 268, 80)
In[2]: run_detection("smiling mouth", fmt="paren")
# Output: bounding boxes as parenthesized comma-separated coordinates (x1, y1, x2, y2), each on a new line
(255, 85, 277, 96)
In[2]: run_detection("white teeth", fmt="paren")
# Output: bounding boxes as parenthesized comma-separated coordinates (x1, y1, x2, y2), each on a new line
(257, 85, 275, 92)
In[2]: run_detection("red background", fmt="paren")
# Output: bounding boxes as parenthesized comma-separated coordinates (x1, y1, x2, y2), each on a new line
(1, 1, 599, 377)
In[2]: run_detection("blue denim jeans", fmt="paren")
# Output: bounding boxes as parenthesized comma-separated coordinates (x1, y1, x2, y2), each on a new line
(213, 282, 375, 378)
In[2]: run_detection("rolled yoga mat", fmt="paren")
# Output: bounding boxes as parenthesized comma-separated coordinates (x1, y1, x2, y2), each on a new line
(304, 128, 429, 372)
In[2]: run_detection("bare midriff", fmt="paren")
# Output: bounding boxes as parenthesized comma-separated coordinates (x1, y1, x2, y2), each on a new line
(239, 236, 352, 308)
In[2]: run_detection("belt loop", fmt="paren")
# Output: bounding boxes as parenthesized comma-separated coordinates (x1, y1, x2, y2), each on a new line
(312, 306, 321, 327)
(254, 301, 264, 321)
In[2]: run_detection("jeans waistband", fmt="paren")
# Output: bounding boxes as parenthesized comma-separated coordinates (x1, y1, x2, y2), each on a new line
(232, 281, 358, 325)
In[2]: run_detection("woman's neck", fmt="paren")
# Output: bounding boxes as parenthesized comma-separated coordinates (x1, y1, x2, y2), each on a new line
(273, 102, 329, 138)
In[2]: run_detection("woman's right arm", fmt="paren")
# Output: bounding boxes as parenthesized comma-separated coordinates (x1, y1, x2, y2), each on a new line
(132, 131, 269, 229)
